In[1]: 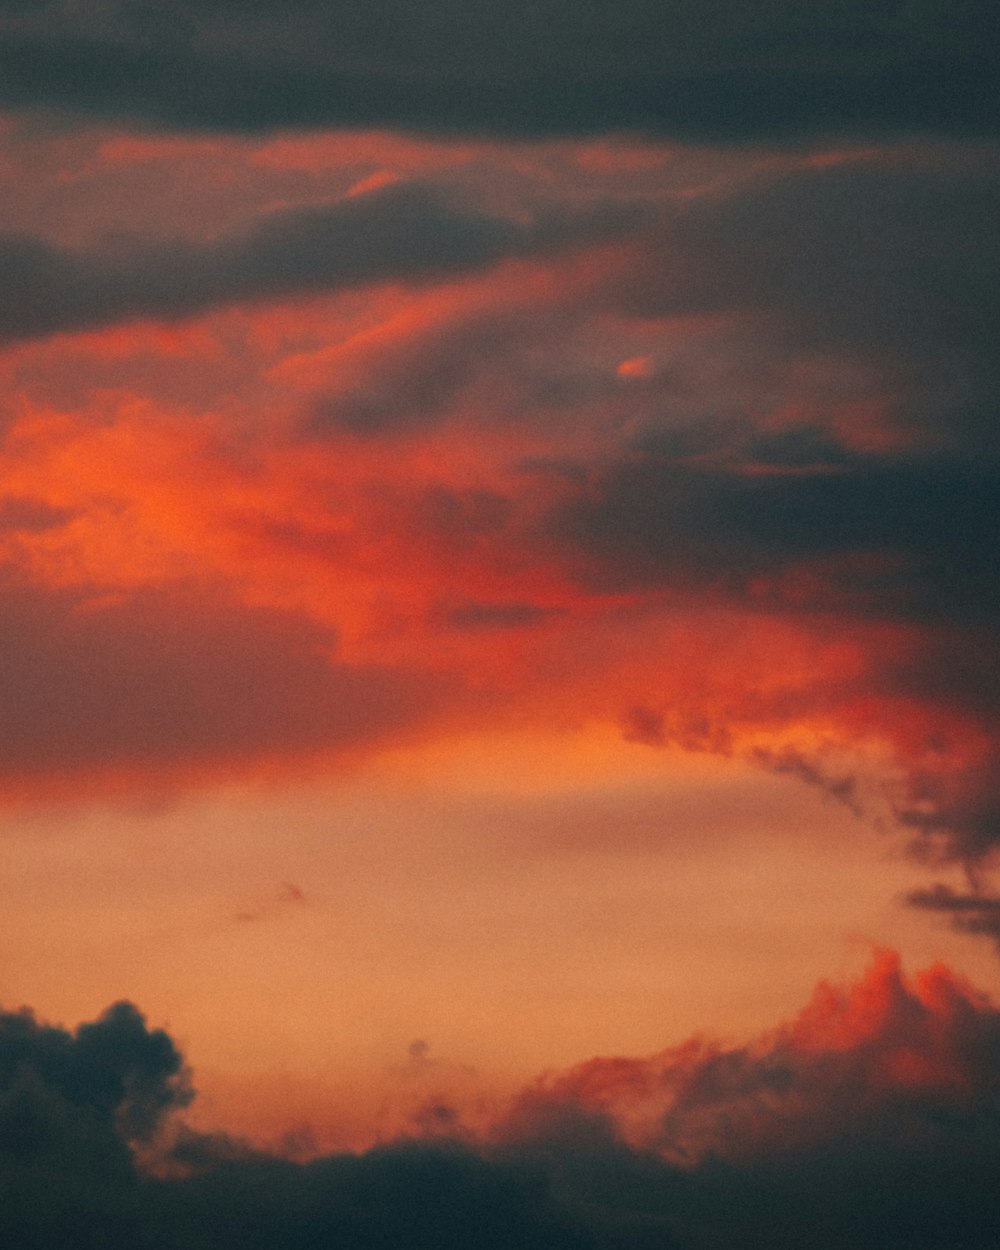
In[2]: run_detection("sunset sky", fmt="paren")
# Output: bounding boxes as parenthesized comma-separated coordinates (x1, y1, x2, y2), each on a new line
(1, 3, 999, 1247)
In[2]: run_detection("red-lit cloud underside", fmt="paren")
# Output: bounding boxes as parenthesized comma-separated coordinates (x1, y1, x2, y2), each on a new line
(0, 129, 996, 882)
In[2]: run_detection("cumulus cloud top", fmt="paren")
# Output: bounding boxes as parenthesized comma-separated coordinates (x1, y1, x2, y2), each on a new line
(5, 956, 1000, 1249)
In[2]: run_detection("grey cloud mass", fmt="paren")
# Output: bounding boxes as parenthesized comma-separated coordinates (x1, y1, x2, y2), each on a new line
(6, 963, 1000, 1249)
(0, 0, 996, 140)
(1, 181, 631, 342)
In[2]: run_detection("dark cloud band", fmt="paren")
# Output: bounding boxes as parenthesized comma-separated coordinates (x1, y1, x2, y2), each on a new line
(5, 955, 1000, 1249)
(0, 182, 630, 342)
(0, 1, 997, 139)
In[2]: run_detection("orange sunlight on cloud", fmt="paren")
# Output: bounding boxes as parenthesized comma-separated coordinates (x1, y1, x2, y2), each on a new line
(0, 111, 998, 1194)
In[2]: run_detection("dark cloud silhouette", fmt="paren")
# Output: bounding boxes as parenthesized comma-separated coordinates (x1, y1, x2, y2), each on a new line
(495, 951, 1000, 1249)
(0, 181, 632, 343)
(0, 999, 191, 1144)
(7, 956, 1000, 1249)
(0, 1000, 190, 1249)
(154, 1136, 605, 1250)
(547, 452, 1000, 621)
(0, 568, 446, 787)
(0, 1, 996, 140)
(908, 885, 1000, 949)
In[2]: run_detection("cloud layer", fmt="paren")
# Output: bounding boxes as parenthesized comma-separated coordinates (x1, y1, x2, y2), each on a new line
(0, 0, 997, 140)
(3, 10, 1000, 1247)
(0, 129, 997, 903)
(4, 955, 999, 1249)
(1, 179, 630, 342)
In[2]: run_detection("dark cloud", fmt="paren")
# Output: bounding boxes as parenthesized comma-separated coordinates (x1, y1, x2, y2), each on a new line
(0, 999, 191, 1145)
(0, 1, 996, 140)
(907, 885, 1000, 949)
(749, 744, 861, 813)
(0, 180, 632, 343)
(517, 145, 1000, 872)
(0, 568, 445, 785)
(6, 958, 1000, 1248)
(298, 286, 636, 441)
(496, 952, 1000, 1249)
(547, 452, 1000, 619)
(0, 999, 190, 1248)
(620, 706, 666, 748)
(613, 156, 1000, 430)
(547, 446, 1000, 863)
(301, 153, 1000, 451)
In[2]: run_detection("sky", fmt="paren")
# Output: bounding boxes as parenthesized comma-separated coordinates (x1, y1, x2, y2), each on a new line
(1, 2, 999, 1247)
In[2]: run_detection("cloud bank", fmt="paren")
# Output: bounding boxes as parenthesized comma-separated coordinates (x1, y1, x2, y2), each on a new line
(0, 0, 996, 140)
(0, 131, 997, 912)
(4, 954, 999, 1249)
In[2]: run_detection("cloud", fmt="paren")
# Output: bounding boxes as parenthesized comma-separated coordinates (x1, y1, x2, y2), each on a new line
(156, 1137, 601, 1250)
(0, 495, 75, 532)
(546, 452, 1000, 621)
(495, 952, 1000, 1248)
(528, 155, 1000, 864)
(907, 885, 1000, 950)
(3, 140, 996, 881)
(437, 601, 563, 631)
(0, 998, 191, 1146)
(504, 951, 1000, 1160)
(610, 155, 1000, 425)
(0, 1, 996, 140)
(5, 955, 1000, 1249)
(0, 569, 446, 792)
(0, 180, 632, 343)
(292, 152, 1000, 450)
(0, 998, 192, 1249)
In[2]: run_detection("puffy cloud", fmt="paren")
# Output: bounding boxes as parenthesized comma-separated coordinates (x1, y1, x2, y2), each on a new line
(6, 956, 1000, 1249)
(0, 999, 191, 1146)
(505, 951, 1000, 1160)
(495, 952, 1000, 1248)
(0, 1, 995, 140)
(0, 999, 190, 1249)
(0, 999, 600, 1250)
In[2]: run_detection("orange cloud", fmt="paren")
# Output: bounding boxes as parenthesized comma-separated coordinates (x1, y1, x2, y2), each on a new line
(500, 951, 999, 1165)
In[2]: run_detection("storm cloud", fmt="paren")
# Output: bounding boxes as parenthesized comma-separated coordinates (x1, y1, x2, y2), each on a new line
(6, 956, 1000, 1249)
(0, 0, 996, 141)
